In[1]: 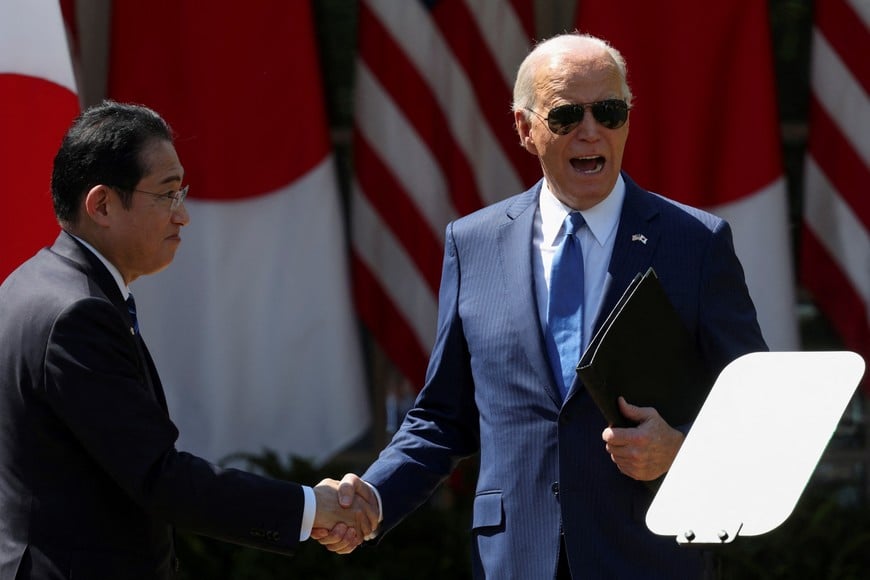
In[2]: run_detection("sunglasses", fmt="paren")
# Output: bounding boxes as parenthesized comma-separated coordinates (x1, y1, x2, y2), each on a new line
(526, 99, 630, 134)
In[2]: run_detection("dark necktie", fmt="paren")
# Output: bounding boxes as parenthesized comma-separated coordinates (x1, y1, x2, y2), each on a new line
(546, 212, 586, 398)
(126, 294, 139, 336)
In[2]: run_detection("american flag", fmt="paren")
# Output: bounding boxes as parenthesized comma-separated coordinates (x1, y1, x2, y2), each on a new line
(351, 0, 539, 392)
(801, 0, 870, 386)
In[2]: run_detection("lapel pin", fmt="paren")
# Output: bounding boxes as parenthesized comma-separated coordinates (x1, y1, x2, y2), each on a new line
(631, 233, 648, 245)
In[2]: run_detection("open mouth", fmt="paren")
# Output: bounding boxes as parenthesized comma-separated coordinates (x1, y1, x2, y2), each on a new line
(570, 155, 605, 174)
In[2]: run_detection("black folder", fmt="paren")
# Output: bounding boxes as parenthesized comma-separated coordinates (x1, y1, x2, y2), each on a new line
(575, 267, 709, 428)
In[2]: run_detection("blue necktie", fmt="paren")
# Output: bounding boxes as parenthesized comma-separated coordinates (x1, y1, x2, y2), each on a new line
(546, 212, 586, 398)
(126, 294, 139, 336)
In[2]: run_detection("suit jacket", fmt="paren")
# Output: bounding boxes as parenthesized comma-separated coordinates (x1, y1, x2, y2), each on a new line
(0, 232, 303, 580)
(363, 174, 768, 579)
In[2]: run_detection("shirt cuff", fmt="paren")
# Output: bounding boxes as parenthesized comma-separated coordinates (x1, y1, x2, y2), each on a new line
(299, 485, 315, 541)
(363, 480, 383, 540)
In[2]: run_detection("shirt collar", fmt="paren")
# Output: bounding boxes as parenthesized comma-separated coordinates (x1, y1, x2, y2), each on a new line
(540, 174, 626, 247)
(69, 233, 131, 300)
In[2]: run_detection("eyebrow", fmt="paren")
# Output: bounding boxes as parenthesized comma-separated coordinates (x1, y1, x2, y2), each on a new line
(155, 171, 184, 187)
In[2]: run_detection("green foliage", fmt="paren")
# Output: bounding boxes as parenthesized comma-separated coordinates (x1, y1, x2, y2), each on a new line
(175, 452, 475, 580)
(716, 485, 870, 580)
(174, 452, 870, 579)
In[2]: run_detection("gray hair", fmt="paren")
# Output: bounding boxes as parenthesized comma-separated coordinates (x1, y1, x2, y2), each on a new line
(512, 33, 633, 114)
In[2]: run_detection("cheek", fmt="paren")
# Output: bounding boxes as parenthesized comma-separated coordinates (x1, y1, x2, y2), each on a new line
(608, 133, 628, 161)
(539, 135, 566, 163)
(525, 120, 558, 154)
(140, 220, 166, 253)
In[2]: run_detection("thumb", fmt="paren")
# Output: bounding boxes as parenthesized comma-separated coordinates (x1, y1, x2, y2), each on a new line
(618, 396, 651, 421)
(338, 473, 360, 508)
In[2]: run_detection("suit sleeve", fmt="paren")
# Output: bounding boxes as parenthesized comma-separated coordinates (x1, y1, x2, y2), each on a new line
(697, 220, 768, 374)
(363, 221, 480, 536)
(41, 296, 304, 554)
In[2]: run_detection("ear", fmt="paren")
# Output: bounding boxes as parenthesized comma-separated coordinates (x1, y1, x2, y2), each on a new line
(514, 109, 538, 155)
(83, 185, 113, 226)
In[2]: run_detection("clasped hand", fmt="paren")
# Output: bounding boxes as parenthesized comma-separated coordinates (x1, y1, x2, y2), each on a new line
(601, 396, 684, 481)
(311, 473, 378, 554)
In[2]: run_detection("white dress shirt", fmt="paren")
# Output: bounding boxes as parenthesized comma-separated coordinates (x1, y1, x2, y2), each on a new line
(533, 176, 625, 352)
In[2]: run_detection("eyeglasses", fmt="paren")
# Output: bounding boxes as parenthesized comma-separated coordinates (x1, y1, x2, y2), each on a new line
(132, 185, 189, 211)
(526, 99, 630, 134)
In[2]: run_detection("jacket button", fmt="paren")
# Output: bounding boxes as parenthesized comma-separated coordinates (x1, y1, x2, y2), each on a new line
(551, 482, 560, 496)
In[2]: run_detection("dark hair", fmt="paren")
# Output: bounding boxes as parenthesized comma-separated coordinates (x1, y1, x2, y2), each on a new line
(51, 100, 174, 224)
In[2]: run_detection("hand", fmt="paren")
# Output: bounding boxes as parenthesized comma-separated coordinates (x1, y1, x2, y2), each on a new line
(601, 397, 684, 481)
(311, 473, 380, 554)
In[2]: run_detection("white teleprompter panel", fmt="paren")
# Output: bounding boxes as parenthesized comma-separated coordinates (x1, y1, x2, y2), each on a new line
(647, 351, 866, 545)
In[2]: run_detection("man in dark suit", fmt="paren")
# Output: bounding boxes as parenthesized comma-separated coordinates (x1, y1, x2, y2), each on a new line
(317, 33, 768, 578)
(0, 101, 376, 579)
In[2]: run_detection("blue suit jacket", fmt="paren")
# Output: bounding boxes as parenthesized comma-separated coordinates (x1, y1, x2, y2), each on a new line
(0, 232, 303, 580)
(364, 174, 767, 579)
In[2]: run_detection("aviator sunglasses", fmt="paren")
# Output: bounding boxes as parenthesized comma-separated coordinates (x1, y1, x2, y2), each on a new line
(526, 99, 630, 134)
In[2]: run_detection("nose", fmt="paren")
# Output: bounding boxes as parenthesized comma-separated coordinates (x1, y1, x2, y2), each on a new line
(172, 202, 190, 225)
(573, 107, 600, 141)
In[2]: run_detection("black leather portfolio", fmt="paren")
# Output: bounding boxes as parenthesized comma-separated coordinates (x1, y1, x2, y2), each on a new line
(576, 267, 709, 428)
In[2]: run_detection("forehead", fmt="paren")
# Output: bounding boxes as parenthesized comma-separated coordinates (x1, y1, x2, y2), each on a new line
(138, 139, 183, 185)
(534, 49, 622, 107)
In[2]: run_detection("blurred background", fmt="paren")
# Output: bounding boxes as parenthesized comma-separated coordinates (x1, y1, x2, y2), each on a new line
(2, 0, 868, 577)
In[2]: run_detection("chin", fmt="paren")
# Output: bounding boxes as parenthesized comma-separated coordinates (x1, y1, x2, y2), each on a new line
(563, 188, 609, 210)
(149, 258, 176, 275)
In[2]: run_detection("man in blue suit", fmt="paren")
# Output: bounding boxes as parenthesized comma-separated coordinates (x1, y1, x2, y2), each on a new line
(0, 101, 376, 579)
(320, 33, 767, 578)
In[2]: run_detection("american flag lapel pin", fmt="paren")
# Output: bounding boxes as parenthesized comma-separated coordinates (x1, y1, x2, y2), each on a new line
(631, 233, 648, 245)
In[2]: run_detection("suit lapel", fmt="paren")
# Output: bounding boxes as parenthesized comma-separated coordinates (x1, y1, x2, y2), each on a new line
(594, 176, 661, 331)
(53, 232, 124, 309)
(497, 183, 563, 406)
(52, 232, 170, 412)
(138, 338, 170, 412)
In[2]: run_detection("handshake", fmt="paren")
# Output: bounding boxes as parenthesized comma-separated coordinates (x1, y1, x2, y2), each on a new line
(310, 473, 379, 554)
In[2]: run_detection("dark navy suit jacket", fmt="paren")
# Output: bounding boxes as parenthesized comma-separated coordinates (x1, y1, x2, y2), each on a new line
(363, 174, 767, 579)
(0, 232, 303, 580)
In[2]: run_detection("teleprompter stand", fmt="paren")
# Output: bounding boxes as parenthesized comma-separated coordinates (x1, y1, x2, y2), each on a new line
(646, 351, 866, 545)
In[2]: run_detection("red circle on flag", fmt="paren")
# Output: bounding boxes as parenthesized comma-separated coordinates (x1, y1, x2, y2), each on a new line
(0, 74, 79, 280)
(106, 3, 331, 201)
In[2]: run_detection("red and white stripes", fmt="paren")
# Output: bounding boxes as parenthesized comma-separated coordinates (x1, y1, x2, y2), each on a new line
(801, 0, 870, 376)
(352, 0, 538, 386)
